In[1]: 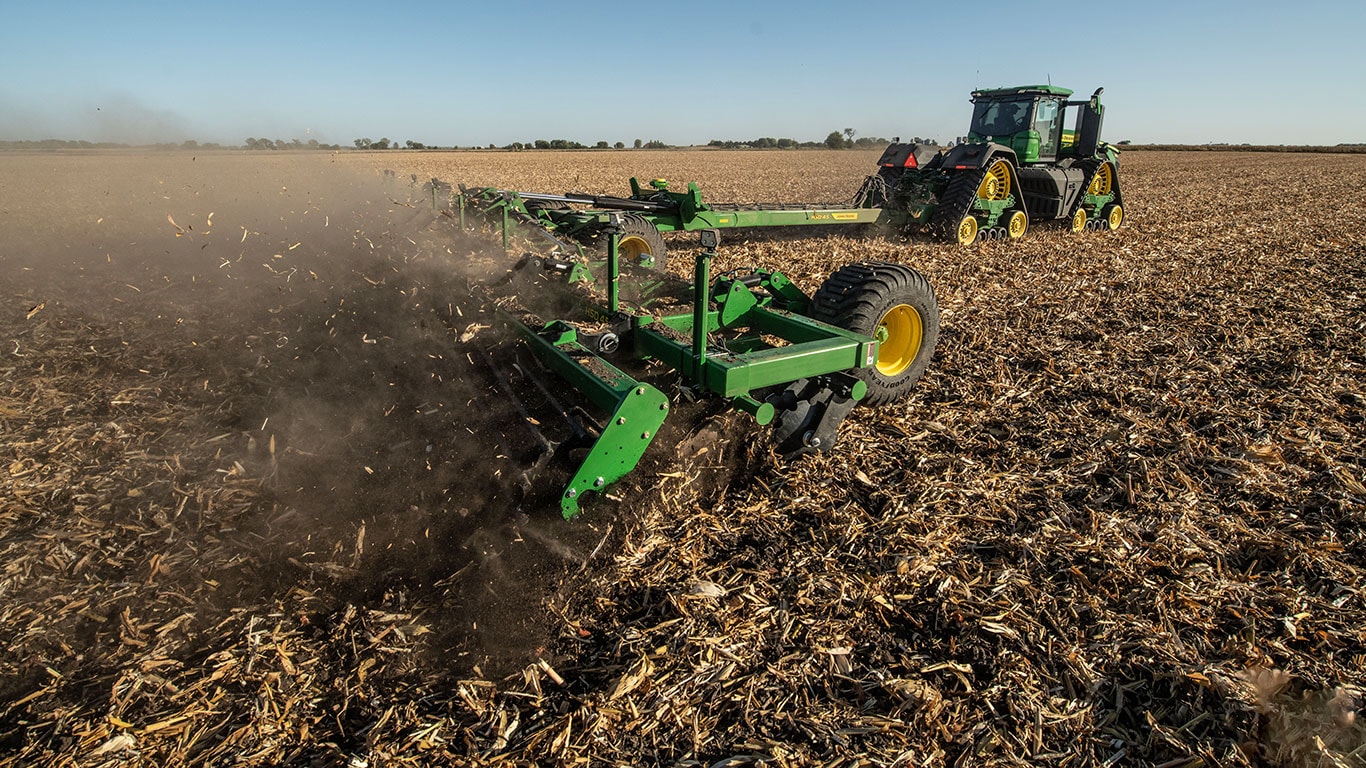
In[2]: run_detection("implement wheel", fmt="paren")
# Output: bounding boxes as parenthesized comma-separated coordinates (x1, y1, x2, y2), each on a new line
(809, 262, 940, 406)
(615, 213, 667, 271)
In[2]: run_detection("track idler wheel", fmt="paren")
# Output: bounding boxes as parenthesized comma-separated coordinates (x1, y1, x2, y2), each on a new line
(1102, 203, 1124, 230)
(955, 215, 979, 245)
(1006, 210, 1028, 239)
(1070, 208, 1088, 233)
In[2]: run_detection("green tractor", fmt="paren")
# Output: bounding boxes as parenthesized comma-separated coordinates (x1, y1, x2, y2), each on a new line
(860, 85, 1124, 244)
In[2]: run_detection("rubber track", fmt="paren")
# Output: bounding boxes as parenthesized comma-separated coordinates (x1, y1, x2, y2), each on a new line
(1069, 159, 1102, 219)
(926, 166, 988, 242)
(808, 261, 938, 406)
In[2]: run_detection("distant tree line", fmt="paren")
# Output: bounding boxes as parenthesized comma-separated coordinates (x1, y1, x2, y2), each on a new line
(707, 129, 893, 150)
(709, 137, 808, 149)
(244, 137, 342, 150)
(498, 138, 667, 151)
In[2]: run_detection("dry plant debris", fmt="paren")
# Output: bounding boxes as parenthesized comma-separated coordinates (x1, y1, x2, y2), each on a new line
(1, 149, 1363, 766)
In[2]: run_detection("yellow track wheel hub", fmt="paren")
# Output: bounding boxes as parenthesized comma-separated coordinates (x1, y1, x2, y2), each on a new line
(876, 304, 924, 377)
(1088, 163, 1114, 196)
(1071, 208, 1087, 233)
(977, 160, 1013, 201)
(1107, 204, 1124, 230)
(1006, 210, 1028, 239)
(956, 215, 979, 245)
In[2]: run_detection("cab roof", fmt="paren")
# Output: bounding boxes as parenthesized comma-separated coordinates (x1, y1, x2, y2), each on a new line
(971, 85, 1074, 100)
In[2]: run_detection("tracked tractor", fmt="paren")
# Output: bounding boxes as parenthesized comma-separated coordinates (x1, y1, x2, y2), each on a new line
(455, 86, 1121, 257)
(860, 86, 1124, 244)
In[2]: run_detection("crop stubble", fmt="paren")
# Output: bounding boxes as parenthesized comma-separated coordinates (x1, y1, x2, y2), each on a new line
(1, 149, 1363, 766)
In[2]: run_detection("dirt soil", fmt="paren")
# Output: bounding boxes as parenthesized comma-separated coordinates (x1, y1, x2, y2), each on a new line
(1, 149, 1364, 767)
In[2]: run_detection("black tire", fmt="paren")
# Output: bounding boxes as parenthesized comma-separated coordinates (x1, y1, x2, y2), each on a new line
(524, 198, 570, 216)
(614, 213, 667, 272)
(808, 262, 939, 406)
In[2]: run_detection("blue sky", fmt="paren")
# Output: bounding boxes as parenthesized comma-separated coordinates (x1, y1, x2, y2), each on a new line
(2, 0, 1362, 147)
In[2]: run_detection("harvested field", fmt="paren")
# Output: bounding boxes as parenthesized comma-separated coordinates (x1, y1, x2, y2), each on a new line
(2, 148, 1363, 766)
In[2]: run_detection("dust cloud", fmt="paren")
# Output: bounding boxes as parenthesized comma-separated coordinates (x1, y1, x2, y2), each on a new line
(0, 91, 195, 146)
(3, 151, 617, 673)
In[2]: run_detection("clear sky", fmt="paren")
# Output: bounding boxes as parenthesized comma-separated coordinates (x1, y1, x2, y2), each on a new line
(2, 0, 1362, 147)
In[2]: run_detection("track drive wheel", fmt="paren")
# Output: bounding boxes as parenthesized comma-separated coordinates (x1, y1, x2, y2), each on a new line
(1088, 163, 1115, 196)
(614, 213, 667, 271)
(977, 158, 1014, 202)
(809, 262, 940, 406)
(1102, 203, 1124, 230)
(1006, 210, 1028, 239)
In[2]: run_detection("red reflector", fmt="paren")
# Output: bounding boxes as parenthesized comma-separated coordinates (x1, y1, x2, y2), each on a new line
(955, 165, 970, 169)
(902, 155, 917, 168)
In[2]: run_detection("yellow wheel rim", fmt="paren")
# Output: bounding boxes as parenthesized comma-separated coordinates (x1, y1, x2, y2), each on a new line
(876, 304, 924, 377)
(1107, 204, 1124, 230)
(956, 215, 979, 245)
(1006, 210, 1028, 239)
(1071, 208, 1087, 233)
(1088, 163, 1114, 196)
(618, 235, 651, 263)
(977, 159, 1013, 201)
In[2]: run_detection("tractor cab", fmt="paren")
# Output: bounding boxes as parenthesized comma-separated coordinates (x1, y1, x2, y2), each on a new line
(967, 85, 1074, 164)
(965, 85, 1114, 167)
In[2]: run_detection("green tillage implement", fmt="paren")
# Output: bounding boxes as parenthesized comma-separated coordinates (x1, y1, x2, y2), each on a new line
(496, 223, 882, 518)
(456, 177, 880, 267)
(430, 176, 940, 517)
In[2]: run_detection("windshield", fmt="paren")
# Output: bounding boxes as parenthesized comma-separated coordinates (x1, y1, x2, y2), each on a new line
(970, 99, 1033, 137)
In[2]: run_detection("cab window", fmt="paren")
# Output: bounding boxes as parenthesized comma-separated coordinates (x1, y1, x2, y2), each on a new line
(1034, 98, 1063, 158)
(971, 99, 1031, 138)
